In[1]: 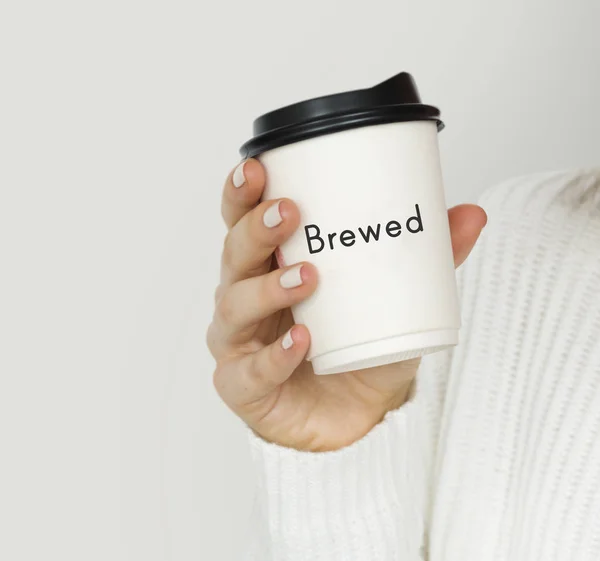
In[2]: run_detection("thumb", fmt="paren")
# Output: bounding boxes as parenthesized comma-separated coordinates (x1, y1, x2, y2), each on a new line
(448, 204, 488, 267)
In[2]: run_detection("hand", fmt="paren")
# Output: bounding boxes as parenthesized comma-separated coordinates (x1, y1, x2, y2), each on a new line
(207, 159, 487, 452)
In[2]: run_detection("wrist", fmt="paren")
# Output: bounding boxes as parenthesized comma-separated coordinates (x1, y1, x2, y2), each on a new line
(384, 376, 417, 413)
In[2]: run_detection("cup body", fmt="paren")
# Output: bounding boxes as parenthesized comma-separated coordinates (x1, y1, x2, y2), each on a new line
(260, 120, 460, 375)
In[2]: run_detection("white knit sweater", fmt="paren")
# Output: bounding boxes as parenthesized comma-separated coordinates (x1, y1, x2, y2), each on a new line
(245, 169, 600, 561)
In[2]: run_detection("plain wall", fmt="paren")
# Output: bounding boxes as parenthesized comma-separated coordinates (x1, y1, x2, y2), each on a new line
(0, 0, 598, 559)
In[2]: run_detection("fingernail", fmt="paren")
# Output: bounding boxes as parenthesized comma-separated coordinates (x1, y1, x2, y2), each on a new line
(280, 265, 303, 289)
(233, 160, 247, 188)
(281, 328, 294, 350)
(263, 201, 283, 228)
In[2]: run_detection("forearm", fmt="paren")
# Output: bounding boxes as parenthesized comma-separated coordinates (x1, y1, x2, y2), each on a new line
(245, 400, 431, 561)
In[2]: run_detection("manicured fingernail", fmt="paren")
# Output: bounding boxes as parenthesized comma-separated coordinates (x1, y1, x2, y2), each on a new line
(233, 161, 247, 188)
(280, 265, 303, 289)
(281, 328, 294, 350)
(263, 201, 283, 228)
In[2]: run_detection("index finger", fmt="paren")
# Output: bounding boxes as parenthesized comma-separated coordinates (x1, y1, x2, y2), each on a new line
(221, 159, 266, 229)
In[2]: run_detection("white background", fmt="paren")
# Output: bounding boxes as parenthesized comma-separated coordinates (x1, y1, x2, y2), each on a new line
(0, 1, 598, 559)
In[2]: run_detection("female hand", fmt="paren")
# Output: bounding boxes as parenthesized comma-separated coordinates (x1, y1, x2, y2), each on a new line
(207, 159, 487, 451)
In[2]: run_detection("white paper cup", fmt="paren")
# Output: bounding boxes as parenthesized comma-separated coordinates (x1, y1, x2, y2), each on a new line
(241, 73, 460, 375)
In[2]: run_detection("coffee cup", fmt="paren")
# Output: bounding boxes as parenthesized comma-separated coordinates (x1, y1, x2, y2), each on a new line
(240, 72, 460, 375)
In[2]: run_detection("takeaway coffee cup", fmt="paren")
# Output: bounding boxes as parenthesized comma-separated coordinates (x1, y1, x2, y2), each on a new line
(240, 72, 460, 375)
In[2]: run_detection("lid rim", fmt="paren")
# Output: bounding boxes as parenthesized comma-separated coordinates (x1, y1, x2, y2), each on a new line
(240, 105, 443, 158)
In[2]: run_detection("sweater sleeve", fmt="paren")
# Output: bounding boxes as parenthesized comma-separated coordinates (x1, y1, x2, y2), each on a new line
(244, 351, 451, 561)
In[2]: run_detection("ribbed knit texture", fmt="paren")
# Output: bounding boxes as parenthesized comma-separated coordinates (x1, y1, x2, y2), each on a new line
(246, 169, 600, 561)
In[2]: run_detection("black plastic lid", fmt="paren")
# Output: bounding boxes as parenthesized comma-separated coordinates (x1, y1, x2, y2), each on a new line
(240, 72, 443, 159)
